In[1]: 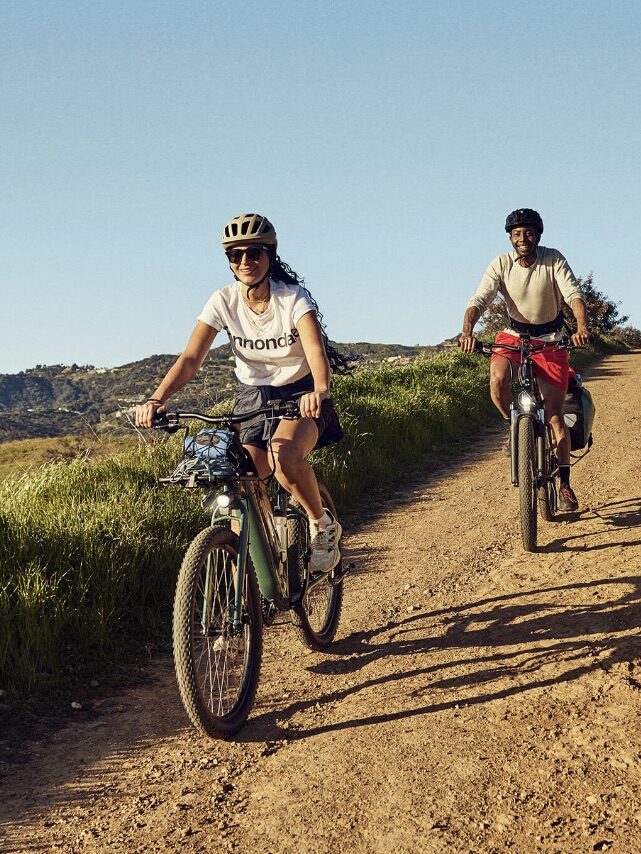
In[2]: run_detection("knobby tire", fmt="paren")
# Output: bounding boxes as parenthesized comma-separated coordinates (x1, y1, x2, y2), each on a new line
(518, 417, 537, 552)
(172, 526, 263, 739)
(537, 430, 556, 522)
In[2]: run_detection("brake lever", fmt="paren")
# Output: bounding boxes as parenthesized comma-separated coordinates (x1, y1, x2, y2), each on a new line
(152, 413, 182, 434)
(281, 400, 301, 419)
(265, 398, 301, 419)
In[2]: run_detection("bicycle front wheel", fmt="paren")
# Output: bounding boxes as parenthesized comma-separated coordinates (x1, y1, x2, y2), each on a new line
(517, 417, 537, 552)
(288, 484, 344, 651)
(537, 431, 556, 522)
(173, 526, 263, 738)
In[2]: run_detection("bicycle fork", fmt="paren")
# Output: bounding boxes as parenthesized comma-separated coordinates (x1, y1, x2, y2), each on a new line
(510, 407, 547, 487)
(208, 490, 282, 633)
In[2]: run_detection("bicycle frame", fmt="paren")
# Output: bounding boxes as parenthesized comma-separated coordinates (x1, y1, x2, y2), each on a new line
(207, 479, 293, 631)
(156, 402, 332, 636)
(477, 335, 568, 491)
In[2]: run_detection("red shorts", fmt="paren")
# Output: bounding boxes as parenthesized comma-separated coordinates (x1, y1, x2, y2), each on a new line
(491, 331, 569, 390)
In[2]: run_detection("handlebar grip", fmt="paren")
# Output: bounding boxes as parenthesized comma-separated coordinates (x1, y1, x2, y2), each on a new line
(152, 413, 169, 428)
(266, 398, 301, 418)
(152, 413, 182, 434)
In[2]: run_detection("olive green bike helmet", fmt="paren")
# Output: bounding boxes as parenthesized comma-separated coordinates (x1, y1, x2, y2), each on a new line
(221, 213, 278, 249)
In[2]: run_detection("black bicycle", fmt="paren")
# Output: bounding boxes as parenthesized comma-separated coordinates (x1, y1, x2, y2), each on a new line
(476, 335, 573, 552)
(153, 399, 349, 738)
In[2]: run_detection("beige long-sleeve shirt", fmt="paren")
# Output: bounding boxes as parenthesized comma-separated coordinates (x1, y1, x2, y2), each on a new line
(468, 246, 585, 325)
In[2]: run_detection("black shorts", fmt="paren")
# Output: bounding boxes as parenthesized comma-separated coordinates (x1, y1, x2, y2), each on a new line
(232, 374, 329, 450)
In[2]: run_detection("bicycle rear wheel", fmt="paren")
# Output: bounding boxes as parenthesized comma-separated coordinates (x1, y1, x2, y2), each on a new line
(288, 484, 344, 651)
(518, 417, 537, 552)
(173, 526, 263, 738)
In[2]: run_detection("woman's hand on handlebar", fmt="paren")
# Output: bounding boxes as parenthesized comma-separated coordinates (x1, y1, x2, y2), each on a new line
(459, 333, 479, 354)
(135, 400, 166, 429)
(299, 389, 329, 420)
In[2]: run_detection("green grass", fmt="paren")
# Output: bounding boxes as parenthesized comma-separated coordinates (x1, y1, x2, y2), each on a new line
(313, 349, 495, 506)
(0, 340, 625, 711)
(0, 446, 208, 706)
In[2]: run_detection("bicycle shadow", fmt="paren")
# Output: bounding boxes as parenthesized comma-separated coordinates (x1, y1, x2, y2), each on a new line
(577, 364, 622, 382)
(240, 573, 641, 742)
(539, 497, 641, 553)
(592, 496, 641, 527)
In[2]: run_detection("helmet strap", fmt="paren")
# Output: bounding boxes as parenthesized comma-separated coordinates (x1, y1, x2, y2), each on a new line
(230, 267, 271, 295)
(249, 273, 270, 293)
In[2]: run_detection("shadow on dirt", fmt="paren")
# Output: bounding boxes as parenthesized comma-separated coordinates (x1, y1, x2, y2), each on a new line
(240, 572, 641, 741)
(4, 569, 639, 829)
(540, 497, 641, 553)
(576, 363, 623, 383)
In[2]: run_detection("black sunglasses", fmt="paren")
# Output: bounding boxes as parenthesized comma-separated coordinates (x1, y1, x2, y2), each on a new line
(225, 245, 268, 264)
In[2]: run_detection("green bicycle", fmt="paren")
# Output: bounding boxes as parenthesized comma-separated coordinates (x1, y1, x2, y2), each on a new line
(155, 399, 349, 738)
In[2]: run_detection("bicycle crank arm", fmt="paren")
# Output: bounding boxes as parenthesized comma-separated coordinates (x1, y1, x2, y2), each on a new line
(302, 561, 353, 597)
(331, 561, 354, 585)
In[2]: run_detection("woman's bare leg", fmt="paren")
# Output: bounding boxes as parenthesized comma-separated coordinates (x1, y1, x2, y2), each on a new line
(268, 418, 323, 519)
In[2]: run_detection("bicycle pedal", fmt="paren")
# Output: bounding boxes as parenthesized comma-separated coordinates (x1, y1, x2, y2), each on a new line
(332, 561, 354, 584)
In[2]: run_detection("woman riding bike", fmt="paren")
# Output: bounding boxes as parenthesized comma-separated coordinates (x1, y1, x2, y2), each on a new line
(135, 212, 349, 574)
(459, 208, 591, 510)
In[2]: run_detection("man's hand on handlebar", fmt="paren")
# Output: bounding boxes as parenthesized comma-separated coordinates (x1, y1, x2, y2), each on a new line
(459, 333, 479, 354)
(572, 326, 591, 348)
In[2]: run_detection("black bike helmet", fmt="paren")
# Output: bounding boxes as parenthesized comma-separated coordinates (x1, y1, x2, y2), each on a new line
(504, 208, 544, 234)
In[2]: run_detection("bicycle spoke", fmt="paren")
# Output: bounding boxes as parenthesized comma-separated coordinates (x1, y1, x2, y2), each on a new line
(174, 528, 262, 735)
(288, 485, 343, 651)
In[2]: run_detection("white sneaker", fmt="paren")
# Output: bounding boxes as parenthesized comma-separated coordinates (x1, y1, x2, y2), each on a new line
(309, 511, 342, 574)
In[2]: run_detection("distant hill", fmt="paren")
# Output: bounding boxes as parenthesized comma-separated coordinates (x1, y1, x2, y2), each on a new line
(0, 341, 451, 442)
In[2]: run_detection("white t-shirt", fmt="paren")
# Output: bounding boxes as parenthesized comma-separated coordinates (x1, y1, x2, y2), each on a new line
(197, 278, 316, 386)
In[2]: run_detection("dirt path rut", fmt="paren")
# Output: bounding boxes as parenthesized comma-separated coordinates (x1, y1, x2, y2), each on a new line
(2, 351, 641, 854)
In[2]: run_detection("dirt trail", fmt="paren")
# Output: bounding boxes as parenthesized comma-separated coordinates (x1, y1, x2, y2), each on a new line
(2, 352, 641, 854)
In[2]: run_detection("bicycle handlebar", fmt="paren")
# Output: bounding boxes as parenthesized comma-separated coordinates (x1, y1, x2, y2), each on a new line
(152, 398, 301, 433)
(473, 336, 574, 357)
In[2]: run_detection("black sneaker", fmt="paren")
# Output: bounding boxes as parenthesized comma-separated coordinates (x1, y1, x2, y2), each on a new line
(558, 486, 579, 511)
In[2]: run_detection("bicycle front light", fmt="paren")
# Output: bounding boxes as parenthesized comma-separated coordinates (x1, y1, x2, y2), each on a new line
(518, 392, 537, 412)
(203, 490, 238, 512)
(216, 493, 232, 509)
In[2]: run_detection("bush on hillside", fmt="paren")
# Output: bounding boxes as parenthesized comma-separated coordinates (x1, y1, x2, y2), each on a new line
(610, 325, 641, 348)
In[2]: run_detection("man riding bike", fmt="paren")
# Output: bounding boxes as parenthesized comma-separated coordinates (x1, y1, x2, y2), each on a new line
(459, 208, 591, 511)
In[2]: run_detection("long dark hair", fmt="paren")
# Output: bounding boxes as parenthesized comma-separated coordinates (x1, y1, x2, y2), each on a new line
(267, 253, 353, 375)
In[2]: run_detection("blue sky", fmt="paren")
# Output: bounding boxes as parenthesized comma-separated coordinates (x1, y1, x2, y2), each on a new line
(2, 0, 640, 373)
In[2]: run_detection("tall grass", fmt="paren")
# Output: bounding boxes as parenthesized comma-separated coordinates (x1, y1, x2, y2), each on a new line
(0, 449, 208, 704)
(314, 350, 494, 504)
(0, 343, 620, 708)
